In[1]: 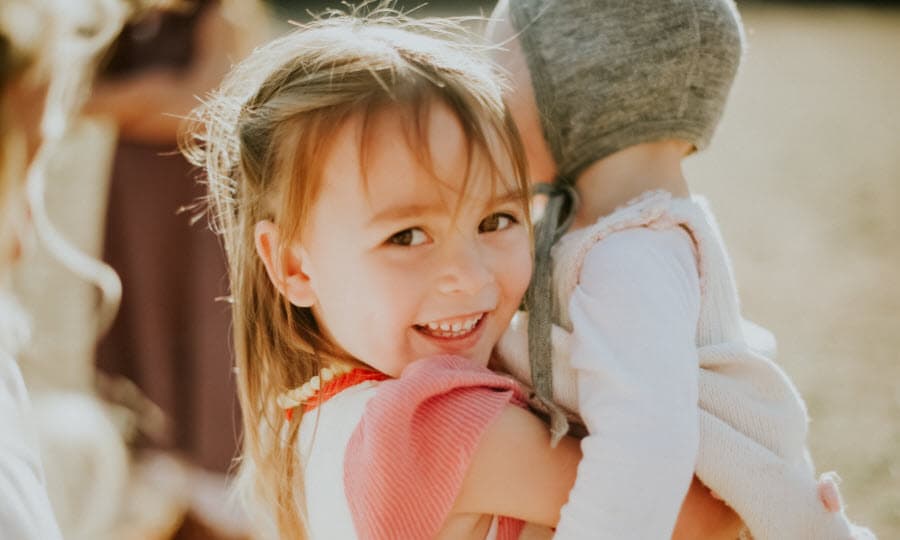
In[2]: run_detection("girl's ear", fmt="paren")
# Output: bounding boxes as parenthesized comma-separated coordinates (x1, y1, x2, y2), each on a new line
(254, 220, 317, 307)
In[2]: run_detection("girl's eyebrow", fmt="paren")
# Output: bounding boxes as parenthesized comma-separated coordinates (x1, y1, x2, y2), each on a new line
(367, 203, 444, 226)
(367, 189, 524, 226)
(487, 189, 526, 209)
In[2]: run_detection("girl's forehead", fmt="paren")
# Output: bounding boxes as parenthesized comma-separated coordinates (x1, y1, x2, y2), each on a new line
(319, 101, 520, 211)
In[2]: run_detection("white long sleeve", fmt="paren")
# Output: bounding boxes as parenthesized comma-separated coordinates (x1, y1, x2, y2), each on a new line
(554, 227, 701, 540)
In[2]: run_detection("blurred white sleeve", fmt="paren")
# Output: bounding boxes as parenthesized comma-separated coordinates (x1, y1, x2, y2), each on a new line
(554, 227, 701, 539)
(0, 350, 63, 540)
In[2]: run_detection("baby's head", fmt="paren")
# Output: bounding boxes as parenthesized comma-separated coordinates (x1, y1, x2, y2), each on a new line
(487, 0, 745, 182)
(186, 12, 532, 534)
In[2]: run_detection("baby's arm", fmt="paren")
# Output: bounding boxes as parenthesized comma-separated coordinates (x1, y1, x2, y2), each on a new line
(555, 227, 702, 539)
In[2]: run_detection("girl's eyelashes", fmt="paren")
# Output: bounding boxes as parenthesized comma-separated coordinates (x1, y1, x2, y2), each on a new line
(478, 212, 519, 234)
(387, 227, 429, 247)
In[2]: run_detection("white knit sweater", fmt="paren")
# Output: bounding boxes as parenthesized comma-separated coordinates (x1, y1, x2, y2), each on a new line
(495, 191, 874, 539)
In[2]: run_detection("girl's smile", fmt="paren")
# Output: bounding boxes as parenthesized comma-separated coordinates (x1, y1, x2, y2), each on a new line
(415, 311, 485, 338)
(413, 311, 489, 352)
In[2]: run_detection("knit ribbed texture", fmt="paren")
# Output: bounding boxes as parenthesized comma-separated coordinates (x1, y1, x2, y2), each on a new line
(344, 355, 526, 540)
(496, 191, 876, 539)
(508, 0, 745, 181)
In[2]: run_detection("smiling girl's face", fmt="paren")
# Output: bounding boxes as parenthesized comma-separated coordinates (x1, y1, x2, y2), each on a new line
(256, 100, 532, 376)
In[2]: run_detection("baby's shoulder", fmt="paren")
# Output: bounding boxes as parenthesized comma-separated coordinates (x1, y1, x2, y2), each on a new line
(555, 191, 680, 263)
(553, 191, 706, 303)
(581, 226, 695, 268)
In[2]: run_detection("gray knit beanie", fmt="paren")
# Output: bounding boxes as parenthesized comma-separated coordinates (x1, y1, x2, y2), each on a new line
(509, 0, 745, 181)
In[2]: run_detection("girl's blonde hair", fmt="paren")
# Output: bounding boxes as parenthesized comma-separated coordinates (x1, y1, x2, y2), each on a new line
(183, 6, 529, 538)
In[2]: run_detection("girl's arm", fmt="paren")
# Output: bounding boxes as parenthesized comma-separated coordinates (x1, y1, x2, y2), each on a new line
(452, 403, 580, 527)
(453, 404, 743, 539)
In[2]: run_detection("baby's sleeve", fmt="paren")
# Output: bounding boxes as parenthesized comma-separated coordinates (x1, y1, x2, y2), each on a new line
(344, 355, 525, 540)
(554, 226, 702, 539)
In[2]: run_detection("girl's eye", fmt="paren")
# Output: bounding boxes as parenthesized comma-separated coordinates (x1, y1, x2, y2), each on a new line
(479, 213, 518, 233)
(388, 227, 428, 246)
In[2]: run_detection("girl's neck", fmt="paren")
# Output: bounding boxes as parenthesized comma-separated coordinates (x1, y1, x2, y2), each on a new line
(571, 140, 693, 230)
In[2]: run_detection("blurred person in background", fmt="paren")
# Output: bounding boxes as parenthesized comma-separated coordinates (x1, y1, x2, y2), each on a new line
(0, 2, 61, 535)
(85, 1, 265, 537)
(1, 0, 139, 538)
(2, 0, 260, 537)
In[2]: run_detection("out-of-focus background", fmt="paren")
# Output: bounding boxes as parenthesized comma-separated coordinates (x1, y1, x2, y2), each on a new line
(8, 0, 897, 539)
(686, 3, 900, 537)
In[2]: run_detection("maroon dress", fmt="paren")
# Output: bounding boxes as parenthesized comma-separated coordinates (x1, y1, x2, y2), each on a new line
(95, 1, 239, 474)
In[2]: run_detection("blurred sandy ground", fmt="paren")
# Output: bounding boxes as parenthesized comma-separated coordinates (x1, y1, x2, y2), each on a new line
(683, 3, 900, 537)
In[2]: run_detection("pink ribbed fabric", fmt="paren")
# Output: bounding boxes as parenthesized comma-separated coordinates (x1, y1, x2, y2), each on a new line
(344, 355, 527, 540)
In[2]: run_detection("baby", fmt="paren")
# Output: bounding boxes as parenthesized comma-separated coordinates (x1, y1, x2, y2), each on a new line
(487, 0, 875, 538)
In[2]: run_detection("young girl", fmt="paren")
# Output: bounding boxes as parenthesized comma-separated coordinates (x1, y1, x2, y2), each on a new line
(184, 9, 741, 540)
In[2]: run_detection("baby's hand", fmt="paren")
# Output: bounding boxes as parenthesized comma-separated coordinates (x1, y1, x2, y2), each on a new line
(816, 472, 878, 540)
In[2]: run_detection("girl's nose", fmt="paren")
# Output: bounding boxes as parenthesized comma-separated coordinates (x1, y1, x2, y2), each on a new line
(436, 238, 496, 296)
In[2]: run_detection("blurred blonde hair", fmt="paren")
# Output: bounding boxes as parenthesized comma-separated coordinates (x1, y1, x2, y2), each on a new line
(0, 0, 163, 331)
(1, 2, 160, 538)
(183, 5, 529, 538)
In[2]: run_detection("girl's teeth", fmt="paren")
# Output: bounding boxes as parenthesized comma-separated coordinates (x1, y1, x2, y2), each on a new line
(419, 314, 483, 338)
